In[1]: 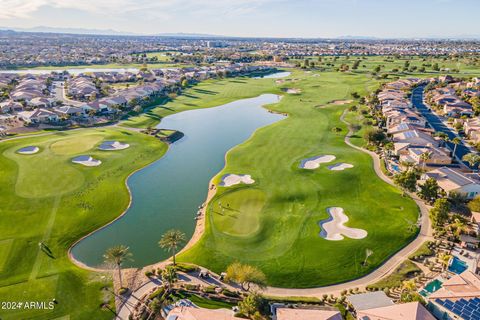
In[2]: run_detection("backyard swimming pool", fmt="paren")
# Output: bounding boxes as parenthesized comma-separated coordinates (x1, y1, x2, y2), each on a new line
(420, 279, 443, 296)
(448, 256, 468, 274)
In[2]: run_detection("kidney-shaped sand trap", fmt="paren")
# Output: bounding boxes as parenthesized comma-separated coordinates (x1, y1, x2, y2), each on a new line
(220, 174, 255, 187)
(319, 207, 367, 241)
(328, 163, 354, 171)
(17, 146, 40, 154)
(72, 155, 102, 167)
(299, 155, 336, 169)
(98, 140, 130, 151)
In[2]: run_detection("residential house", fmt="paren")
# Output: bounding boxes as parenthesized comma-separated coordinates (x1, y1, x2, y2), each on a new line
(428, 271, 480, 320)
(165, 306, 243, 320)
(0, 100, 23, 113)
(392, 130, 439, 156)
(399, 145, 452, 167)
(19, 108, 59, 124)
(357, 302, 436, 320)
(274, 307, 342, 320)
(464, 118, 480, 143)
(53, 105, 84, 118)
(422, 167, 480, 199)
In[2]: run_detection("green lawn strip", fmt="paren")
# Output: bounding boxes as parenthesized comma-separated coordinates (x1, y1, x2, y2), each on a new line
(408, 241, 434, 260)
(0, 128, 166, 319)
(179, 71, 419, 288)
(171, 291, 236, 309)
(366, 260, 422, 290)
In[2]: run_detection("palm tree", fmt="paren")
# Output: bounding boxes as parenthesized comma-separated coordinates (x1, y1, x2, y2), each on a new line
(159, 229, 186, 266)
(450, 137, 461, 158)
(420, 151, 432, 171)
(462, 153, 480, 168)
(363, 249, 373, 266)
(103, 245, 132, 289)
(161, 266, 178, 292)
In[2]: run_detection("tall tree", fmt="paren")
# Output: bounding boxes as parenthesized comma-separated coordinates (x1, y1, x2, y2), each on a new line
(450, 137, 461, 158)
(420, 151, 432, 171)
(103, 245, 132, 289)
(418, 178, 439, 204)
(159, 229, 186, 266)
(429, 198, 450, 228)
(393, 170, 418, 192)
(225, 262, 267, 291)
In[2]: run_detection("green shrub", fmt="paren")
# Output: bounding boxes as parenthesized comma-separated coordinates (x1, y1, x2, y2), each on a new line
(174, 263, 200, 273)
(203, 285, 217, 294)
(222, 289, 240, 298)
(148, 287, 166, 300)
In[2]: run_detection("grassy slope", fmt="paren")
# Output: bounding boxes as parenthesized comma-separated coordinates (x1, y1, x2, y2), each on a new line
(179, 70, 420, 288)
(0, 128, 167, 320)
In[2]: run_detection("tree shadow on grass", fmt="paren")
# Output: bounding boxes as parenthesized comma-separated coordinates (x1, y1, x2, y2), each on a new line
(193, 88, 218, 95)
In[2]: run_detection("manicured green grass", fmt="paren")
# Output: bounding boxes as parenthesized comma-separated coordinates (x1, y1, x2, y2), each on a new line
(0, 128, 167, 319)
(2, 58, 479, 317)
(367, 260, 421, 290)
(179, 70, 420, 288)
(212, 188, 266, 237)
(172, 291, 236, 310)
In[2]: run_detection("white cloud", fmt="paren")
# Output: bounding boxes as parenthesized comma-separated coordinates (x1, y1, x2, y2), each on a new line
(0, 0, 283, 19)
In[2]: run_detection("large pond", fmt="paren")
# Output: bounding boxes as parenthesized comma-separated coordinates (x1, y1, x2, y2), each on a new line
(71, 94, 284, 268)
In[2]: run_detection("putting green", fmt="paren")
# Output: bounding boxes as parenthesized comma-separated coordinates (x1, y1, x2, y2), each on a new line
(211, 188, 266, 237)
(50, 134, 103, 155)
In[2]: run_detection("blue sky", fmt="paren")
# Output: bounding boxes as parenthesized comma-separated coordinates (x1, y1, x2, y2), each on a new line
(1, 0, 479, 38)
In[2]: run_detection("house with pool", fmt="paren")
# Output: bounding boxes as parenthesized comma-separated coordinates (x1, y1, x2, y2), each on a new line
(427, 271, 480, 320)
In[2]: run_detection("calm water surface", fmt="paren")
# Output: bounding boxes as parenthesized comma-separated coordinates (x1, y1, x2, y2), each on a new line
(71, 94, 284, 267)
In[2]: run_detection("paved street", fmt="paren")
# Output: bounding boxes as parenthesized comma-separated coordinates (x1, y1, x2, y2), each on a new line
(411, 86, 474, 167)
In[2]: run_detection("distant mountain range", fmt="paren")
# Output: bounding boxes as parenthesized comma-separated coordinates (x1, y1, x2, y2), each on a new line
(0, 26, 224, 38)
(0, 26, 479, 40)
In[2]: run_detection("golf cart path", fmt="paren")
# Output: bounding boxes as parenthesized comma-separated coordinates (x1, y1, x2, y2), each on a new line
(259, 109, 433, 296)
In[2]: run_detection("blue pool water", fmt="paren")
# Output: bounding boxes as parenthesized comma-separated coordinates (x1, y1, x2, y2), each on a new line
(448, 256, 468, 274)
(420, 279, 443, 296)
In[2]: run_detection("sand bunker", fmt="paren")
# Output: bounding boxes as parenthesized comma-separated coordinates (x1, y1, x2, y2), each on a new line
(299, 155, 336, 169)
(98, 141, 130, 151)
(282, 88, 302, 94)
(220, 174, 255, 187)
(319, 207, 367, 241)
(17, 146, 39, 154)
(328, 163, 354, 171)
(331, 100, 353, 105)
(72, 155, 102, 167)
